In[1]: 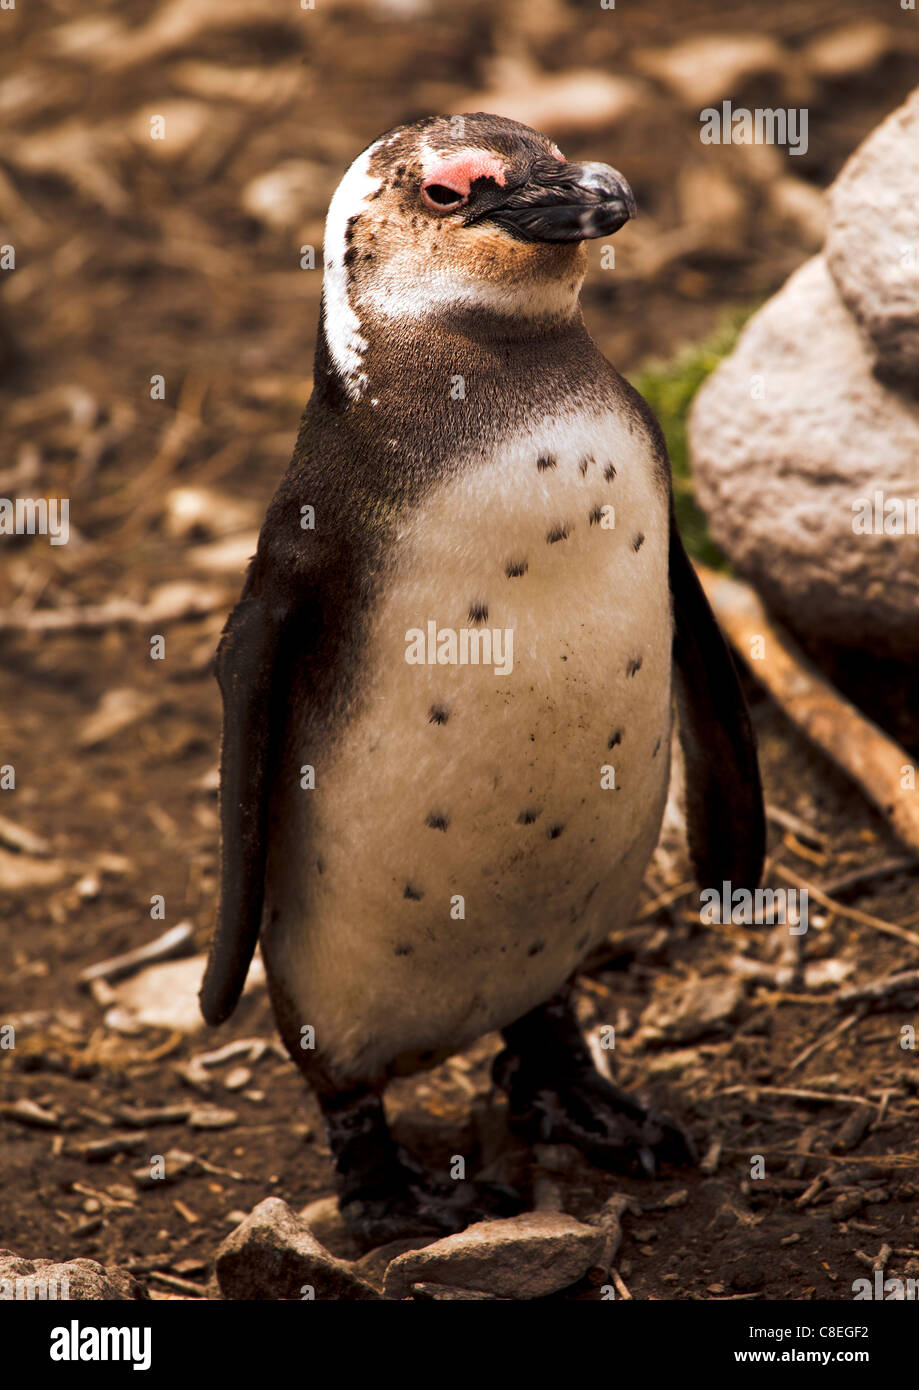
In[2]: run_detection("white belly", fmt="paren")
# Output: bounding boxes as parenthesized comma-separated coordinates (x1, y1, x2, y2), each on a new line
(263, 406, 673, 1082)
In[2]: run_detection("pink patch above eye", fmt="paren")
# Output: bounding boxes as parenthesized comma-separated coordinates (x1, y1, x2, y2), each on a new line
(422, 150, 507, 196)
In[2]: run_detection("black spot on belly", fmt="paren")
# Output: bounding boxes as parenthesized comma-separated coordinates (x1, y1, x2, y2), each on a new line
(518, 808, 541, 825)
(527, 941, 546, 957)
(575, 931, 589, 950)
(537, 454, 557, 472)
(608, 729, 622, 749)
(468, 601, 488, 624)
(394, 943, 413, 956)
(403, 884, 424, 901)
(627, 656, 643, 677)
(505, 558, 528, 578)
(632, 532, 645, 552)
(604, 463, 617, 482)
(547, 822, 565, 840)
(429, 705, 449, 724)
(316, 857, 325, 874)
(547, 523, 570, 544)
(579, 455, 594, 476)
(588, 504, 603, 526)
(652, 736, 662, 757)
(426, 812, 449, 832)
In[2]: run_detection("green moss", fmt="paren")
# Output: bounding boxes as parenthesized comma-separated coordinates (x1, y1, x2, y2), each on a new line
(629, 305, 755, 567)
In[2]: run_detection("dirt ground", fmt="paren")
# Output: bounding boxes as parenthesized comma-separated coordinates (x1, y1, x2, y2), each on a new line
(1, 0, 918, 1300)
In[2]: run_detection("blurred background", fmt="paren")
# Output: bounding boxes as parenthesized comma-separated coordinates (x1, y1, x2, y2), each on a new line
(1, 0, 919, 1301)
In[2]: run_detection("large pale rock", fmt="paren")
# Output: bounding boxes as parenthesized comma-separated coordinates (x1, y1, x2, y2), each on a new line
(383, 1212, 605, 1300)
(0, 1250, 146, 1300)
(215, 1198, 379, 1300)
(825, 88, 919, 383)
(690, 256, 919, 659)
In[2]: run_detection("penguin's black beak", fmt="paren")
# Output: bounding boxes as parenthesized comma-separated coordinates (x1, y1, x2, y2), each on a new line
(476, 160, 636, 243)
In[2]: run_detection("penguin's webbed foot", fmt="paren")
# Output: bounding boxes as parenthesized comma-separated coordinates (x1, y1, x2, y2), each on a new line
(497, 1054, 695, 1177)
(495, 989, 696, 1178)
(340, 1158, 523, 1249)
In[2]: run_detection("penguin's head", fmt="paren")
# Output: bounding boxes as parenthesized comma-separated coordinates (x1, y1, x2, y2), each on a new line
(321, 113, 635, 399)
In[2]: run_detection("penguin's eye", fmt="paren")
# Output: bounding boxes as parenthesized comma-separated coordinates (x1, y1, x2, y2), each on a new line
(421, 182, 468, 213)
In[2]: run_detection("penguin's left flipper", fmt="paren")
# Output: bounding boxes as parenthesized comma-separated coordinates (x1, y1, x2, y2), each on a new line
(669, 504, 766, 894)
(199, 585, 305, 1026)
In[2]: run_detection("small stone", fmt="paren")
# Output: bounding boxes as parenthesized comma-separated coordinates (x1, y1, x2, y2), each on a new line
(299, 1195, 360, 1262)
(215, 1198, 379, 1300)
(188, 1106, 237, 1130)
(383, 1212, 605, 1301)
(223, 1066, 251, 1091)
(83, 1132, 148, 1162)
(730, 1264, 765, 1292)
(2, 1099, 59, 1129)
(131, 1149, 199, 1189)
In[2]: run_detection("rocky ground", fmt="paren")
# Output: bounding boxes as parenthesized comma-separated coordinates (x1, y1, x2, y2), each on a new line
(1, 0, 918, 1300)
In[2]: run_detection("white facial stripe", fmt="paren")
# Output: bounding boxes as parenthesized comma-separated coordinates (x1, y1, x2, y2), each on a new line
(362, 267, 583, 323)
(322, 139, 384, 401)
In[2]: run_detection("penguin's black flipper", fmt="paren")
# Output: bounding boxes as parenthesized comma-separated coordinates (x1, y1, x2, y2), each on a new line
(200, 587, 299, 1026)
(669, 507, 765, 893)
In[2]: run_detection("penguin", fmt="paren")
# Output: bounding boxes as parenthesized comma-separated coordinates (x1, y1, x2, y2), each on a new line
(200, 113, 764, 1247)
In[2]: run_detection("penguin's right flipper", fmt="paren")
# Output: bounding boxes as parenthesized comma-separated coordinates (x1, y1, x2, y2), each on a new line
(199, 588, 301, 1026)
(669, 508, 766, 894)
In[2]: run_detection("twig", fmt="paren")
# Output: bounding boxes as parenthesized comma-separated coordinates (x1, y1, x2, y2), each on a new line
(836, 969, 919, 1007)
(784, 1013, 859, 1077)
(766, 804, 829, 847)
(79, 923, 195, 986)
(773, 864, 919, 951)
(695, 564, 919, 854)
(819, 856, 919, 902)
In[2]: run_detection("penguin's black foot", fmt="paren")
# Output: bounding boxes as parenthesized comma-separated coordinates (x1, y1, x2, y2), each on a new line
(496, 1055, 695, 1177)
(495, 989, 696, 1178)
(318, 1084, 523, 1251)
(340, 1158, 523, 1249)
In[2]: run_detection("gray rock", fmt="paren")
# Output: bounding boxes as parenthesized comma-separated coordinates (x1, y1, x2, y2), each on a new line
(690, 256, 919, 659)
(382, 1212, 605, 1301)
(826, 87, 919, 383)
(215, 1198, 379, 1300)
(0, 1250, 146, 1300)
